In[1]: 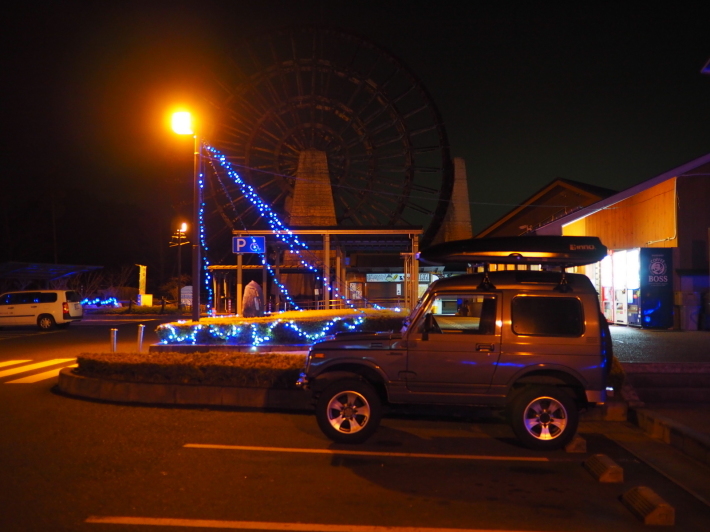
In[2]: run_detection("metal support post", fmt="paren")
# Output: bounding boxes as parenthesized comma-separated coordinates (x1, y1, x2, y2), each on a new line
(137, 324, 145, 352)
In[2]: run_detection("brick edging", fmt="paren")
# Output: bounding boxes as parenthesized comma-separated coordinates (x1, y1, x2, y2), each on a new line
(57, 368, 313, 410)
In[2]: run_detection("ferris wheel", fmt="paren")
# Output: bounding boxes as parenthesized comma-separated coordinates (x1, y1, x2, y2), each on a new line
(205, 25, 454, 250)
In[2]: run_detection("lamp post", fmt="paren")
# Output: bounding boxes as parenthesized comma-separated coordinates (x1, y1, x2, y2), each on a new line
(170, 222, 189, 311)
(172, 111, 202, 322)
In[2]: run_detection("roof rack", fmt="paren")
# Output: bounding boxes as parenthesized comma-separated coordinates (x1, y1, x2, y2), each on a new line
(419, 236, 607, 267)
(419, 236, 608, 293)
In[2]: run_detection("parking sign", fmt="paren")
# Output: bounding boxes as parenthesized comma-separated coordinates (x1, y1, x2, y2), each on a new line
(232, 236, 266, 254)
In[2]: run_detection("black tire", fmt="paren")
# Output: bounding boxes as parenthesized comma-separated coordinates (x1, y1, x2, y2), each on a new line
(315, 379, 382, 444)
(509, 386, 578, 451)
(37, 315, 56, 330)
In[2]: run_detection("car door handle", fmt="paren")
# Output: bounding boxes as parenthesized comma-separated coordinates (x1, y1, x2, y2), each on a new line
(476, 344, 495, 352)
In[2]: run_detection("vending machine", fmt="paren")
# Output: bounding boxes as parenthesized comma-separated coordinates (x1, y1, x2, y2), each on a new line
(600, 256, 614, 322)
(625, 248, 641, 326)
(612, 250, 628, 325)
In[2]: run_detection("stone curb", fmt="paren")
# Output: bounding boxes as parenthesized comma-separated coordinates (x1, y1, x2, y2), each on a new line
(628, 407, 710, 467)
(57, 368, 313, 411)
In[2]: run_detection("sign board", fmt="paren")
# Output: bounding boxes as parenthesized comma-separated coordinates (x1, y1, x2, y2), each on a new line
(639, 248, 673, 329)
(233, 236, 266, 254)
(366, 273, 431, 283)
(181, 286, 192, 307)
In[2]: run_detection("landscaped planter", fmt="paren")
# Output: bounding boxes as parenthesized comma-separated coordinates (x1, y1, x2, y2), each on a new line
(155, 308, 406, 347)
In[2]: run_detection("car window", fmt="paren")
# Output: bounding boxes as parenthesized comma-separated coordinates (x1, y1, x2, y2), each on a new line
(39, 293, 58, 303)
(17, 292, 42, 304)
(426, 294, 497, 334)
(0, 293, 12, 305)
(65, 291, 81, 303)
(512, 296, 584, 337)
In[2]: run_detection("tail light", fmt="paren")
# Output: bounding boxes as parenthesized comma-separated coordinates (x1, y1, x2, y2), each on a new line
(63, 302, 70, 318)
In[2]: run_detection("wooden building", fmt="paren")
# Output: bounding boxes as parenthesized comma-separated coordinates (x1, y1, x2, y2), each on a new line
(536, 153, 710, 329)
(476, 179, 616, 238)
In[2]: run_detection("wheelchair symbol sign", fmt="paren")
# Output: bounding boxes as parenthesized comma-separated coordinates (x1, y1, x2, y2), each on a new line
(233, 236, 266, 254)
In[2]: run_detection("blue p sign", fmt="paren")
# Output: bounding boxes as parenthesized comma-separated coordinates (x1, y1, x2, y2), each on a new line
(233, 236, 266, 254)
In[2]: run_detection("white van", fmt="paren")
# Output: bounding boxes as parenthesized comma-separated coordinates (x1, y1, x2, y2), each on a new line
(0, 290, 84, 330)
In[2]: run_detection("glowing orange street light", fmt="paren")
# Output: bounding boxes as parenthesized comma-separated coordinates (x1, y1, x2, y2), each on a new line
(171, 112, 193, 135)
(172, 111, 201, 322)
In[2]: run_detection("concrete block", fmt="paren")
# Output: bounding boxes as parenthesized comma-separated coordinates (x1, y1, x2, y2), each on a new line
(104, 381, 131, 403)
(175, 385, 223, 406)
(129, 382, 175, 404)
(565, 434, 587, 453)
(583, 454, 623, 483)
(621, 486, 674, 526)
(58, 369, 101, 399)
(265, 389, 313, 410)
(681, 432, 710, 467)
(602, 400, 628, 421)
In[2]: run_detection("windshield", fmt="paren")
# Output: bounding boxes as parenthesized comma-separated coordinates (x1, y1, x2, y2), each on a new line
(401, 289, 433, 333)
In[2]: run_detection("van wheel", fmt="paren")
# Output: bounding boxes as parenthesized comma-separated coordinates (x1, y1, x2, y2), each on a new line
(509, 386, 578, 451)
(37, 315, 56, 330)
(316, 379, 381, 444)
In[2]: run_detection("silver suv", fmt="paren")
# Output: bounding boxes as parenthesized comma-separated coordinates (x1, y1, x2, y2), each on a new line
(297, 236, 612, 450)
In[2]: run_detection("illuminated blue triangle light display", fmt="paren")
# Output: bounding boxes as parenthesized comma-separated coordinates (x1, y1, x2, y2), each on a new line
(160, 143, 392, 346)
(203, 143, 367, 312)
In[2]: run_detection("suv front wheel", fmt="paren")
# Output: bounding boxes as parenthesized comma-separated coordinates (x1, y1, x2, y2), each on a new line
(315, 379, 382, 444)
(509, 386, 578, 451)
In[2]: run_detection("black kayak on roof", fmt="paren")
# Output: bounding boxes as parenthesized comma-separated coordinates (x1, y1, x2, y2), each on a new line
(419, 235, 607, 266)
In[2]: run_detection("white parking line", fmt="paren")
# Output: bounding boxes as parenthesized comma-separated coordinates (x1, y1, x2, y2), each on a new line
(184, 444, 548, 462)
(0, 360, 32, 368)
(86, 515, 551, 531)
(6, 364, 77, 383)
(0, 359, 75, 379)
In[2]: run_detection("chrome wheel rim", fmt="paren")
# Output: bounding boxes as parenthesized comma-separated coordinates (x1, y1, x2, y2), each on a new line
(326, 390, 371, 434)
(523, 396, 568, 440)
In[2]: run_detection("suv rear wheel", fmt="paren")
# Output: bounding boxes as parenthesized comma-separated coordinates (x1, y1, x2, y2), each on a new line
(509, 386, 578, 450)
(316, 379, 382, 443)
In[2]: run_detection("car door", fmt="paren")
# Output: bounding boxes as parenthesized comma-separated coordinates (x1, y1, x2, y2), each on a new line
(0, 293, 20, 325)
(405, 292, 501, 396)
(0, 294, 14, 327)
(12, 292, 40, 325)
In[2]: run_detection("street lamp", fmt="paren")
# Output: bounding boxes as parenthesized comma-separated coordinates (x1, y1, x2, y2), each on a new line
(169, 223, 189, 311)
(172, 111, 202, 322)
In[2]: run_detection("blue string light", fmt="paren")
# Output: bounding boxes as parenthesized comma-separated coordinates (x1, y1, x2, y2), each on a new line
(81, 297, 121, 308)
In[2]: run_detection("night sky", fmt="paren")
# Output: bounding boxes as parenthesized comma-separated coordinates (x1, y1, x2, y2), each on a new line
(2, 1, 709, 278)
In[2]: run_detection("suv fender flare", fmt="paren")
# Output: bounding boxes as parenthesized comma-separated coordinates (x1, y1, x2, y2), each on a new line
(310, 363, 388, 398)
(504, 364, 588, 402)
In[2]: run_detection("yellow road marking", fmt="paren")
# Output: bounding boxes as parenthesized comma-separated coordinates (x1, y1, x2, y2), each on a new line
(184, 443, 548, 462)
(86, 515, 552, 531)
(6, 364, 77, 383)
(0, 358, 75, 379)
(0, 360, 31, 368)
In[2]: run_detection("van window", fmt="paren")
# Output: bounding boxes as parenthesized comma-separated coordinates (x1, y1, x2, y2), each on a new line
(17, 292, 41, 304)
(39, 293, 58, 303)
(512, 296, 584, 337)
(65, 291, 80, 302)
